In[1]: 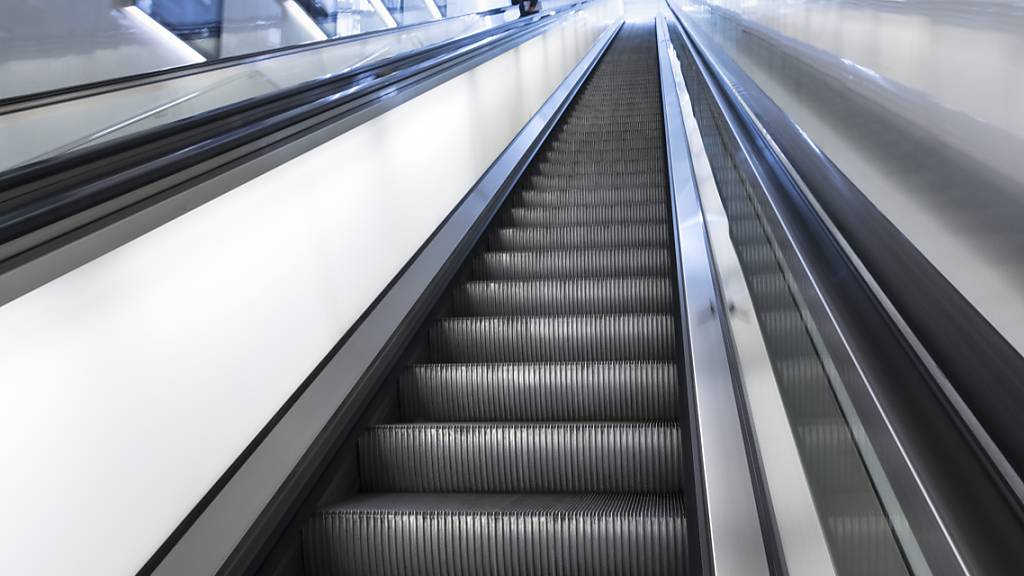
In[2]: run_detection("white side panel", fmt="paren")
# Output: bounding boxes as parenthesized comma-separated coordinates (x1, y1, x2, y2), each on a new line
(0, 7, 615, 575)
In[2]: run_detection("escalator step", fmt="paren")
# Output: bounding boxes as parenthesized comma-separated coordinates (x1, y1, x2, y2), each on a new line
(452, 277, 673, 316)
(745, 272, 795, 310)
(504, 203, 668, 227)
(471, 248, 672, 280)
(548, 138, 663, 153)
(399, 361, 678, 421)
(543, 147, 664, 165)
(735, 243, 782, 275)
(535, 160, 663, 176)
(304, 493, 686, 576)
(428, 314, 676, 362)
(516, 187, 667, 207)
(528, 172, 666, 190)
(358, 422, 683, 493)
(488, 223, 670, 251)
(774, 356, 842, 422)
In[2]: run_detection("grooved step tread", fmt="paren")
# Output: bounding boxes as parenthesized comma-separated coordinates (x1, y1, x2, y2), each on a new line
(488, 223, 671, 251)
(306, 494, 686, 576)
(400, 361, 679, 421)
(452, 277, 673, 316)
(428, 314, 676, 362)
(472, 247, 673, 280)
(504, 203, 668, 227)
(359, 422, 683, 493)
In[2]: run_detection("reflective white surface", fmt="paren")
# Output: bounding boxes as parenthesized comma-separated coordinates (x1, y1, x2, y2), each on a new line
(0, 3, 616, 574)
(679, 0, 1024, 356)
(0, 7, 522, 172)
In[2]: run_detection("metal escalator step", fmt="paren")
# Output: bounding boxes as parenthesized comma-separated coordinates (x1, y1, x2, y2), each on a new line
(556, 124, 662, 139)
(527, 172, 666, 191)
(818, 493, 910, 575)
(452, 277, 673, 316)
(399, 361, 678, 421)
(548, 138, 663, 153)
(560, 117, 660, 130)
(757, 308, 814, 353)
(516, 187, 667, 207)
(734, 243, 781, 275)
(471, 248, 672, 280)
(795, 421, 877, 494)
(774, 356, 842, 422)
(428, 314, 676, 362)
(305, 493, 686, 576)
(745, 272, 795, 310)
(535, 159, 663, 176)
(504, 203, 667, 227)
(729, 217, 768, 247)
(544, 147, 664, 164)
(488, 223, 670, 251)
(358, 422, 683, 493)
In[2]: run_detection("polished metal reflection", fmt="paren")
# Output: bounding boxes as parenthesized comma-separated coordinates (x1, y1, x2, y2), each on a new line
(656, 15, 770, 576)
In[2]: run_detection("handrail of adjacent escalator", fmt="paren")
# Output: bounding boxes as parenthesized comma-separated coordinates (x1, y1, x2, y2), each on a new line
(666, 2, 1024, 574)
(0, 2, 588, 269)
(0, 5, 517, 114)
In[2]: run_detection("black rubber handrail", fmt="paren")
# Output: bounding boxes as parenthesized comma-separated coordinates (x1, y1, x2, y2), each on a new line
(0, 5, 515, 114)
(0, 3, 585, 261)
(666, 2, 1024, 573)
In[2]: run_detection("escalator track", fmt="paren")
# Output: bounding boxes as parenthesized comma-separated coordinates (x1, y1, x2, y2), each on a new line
(301, 22, 689, 575)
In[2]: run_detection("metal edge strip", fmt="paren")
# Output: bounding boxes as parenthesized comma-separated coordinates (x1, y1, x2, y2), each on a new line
(665, 2, 991, 574)
(660, 13, 838, 576)
(656, 15, 771, 576)
(142, 18, 622, 576)
(668, 0, 1024, 513)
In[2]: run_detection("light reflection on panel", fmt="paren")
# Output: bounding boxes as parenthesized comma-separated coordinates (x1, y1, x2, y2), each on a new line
(677, 0, 1024, 356)
(0, 7, 521, 172)
(0, 0, 206, 99)
(0, 3, 618, 575)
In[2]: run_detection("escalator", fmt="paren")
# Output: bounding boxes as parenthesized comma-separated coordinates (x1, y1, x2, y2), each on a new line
(6, 1, 1024, 574)
(302, 23, 688, 575)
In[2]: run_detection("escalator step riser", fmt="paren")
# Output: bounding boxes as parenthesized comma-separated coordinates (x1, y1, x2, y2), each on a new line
(528, 173, 666, 190)
(488, 224, 670, 251)
(746, 272, 795, 310)
(545, 145, 663, 160)
(305, 494, 686, 576)
(534, 160, 663, 176)
(824, 512, 911, 575)
(561, 118, 661, 130)
(797, 423, 878, 494)
(399, 361, 679, 421)
(734, 243, 782, 275)
(556, 126, 662, 140)
(504, 204, 668, 227)
(472, 248, 672, 280)
(729, 218, 769, 247)
(452, 277, 673, 316)
(359, 423, 684, 493)
(548, 139, 664, 153)
(428, 315, 676, 362)
(516, 187, 667, 207)
(774, 357, 843, 422)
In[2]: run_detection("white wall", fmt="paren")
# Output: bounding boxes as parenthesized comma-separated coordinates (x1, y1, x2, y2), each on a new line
(0, 4, 616, 574)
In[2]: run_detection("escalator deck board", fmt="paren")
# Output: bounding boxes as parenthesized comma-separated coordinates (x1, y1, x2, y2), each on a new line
(305, 23, 686, 576)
